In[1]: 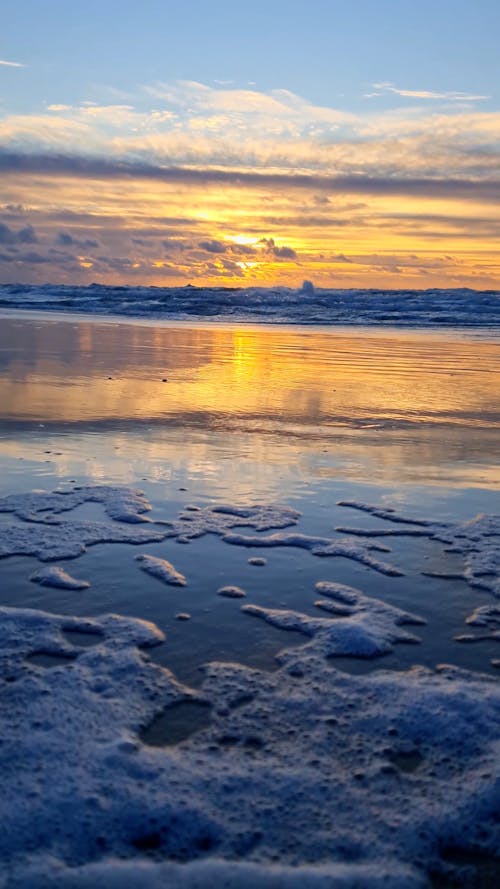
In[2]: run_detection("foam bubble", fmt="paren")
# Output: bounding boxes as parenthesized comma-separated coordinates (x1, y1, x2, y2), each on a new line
(30, 566, 90, 590)
(136, 554, 187, 586)
(218, 585, 247, 599)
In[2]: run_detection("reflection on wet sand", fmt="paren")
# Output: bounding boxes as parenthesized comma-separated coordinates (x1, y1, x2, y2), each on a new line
(2, 423, 500, 495)
(0, 313, 499, 494)
(1, 314, 499, 430)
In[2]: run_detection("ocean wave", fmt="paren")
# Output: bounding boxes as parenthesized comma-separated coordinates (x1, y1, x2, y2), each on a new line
(0, 282, 499, 328)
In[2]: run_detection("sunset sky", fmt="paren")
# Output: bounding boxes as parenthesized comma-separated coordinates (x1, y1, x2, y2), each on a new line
(1, 0, 499, 289)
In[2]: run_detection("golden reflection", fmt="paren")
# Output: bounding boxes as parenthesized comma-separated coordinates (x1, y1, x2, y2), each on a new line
(1, 318, 499, 437)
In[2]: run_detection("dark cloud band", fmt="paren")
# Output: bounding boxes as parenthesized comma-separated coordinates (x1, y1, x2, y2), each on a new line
(1, 151, 499, 202)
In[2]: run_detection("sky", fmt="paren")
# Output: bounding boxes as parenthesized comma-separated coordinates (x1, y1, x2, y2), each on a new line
(1, 0, 499, 289)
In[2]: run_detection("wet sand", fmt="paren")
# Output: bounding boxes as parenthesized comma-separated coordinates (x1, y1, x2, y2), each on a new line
(1, 311, 500, 885)
(0, 311, 499, 681)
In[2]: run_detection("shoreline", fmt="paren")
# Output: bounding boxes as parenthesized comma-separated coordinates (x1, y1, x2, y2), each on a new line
(1, 305, 500, 342)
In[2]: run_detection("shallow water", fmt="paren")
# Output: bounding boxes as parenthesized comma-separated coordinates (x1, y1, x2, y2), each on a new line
(0, 312, 499, 683)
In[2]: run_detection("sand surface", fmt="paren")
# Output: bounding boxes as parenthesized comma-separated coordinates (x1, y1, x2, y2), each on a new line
(0, 312, 499, 886)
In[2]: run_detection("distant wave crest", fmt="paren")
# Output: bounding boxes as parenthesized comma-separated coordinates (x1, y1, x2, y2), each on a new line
(0, 282, 499, 329)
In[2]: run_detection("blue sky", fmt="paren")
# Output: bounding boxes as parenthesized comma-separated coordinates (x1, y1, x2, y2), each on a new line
(2, 0, 499, 112)
(1, 1, 499, 288)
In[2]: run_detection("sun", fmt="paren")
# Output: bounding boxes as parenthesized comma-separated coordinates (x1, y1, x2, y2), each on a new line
(228, 235, 260, 247)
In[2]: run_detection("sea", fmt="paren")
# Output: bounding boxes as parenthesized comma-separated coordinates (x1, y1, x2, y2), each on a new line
(1, 281, 499, 329)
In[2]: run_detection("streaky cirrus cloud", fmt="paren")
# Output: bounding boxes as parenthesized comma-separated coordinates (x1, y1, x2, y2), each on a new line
(367, 82, 490, 102)
(0, 59, 26, 68)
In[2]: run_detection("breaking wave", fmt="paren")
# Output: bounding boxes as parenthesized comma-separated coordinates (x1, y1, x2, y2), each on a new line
(1, 282, 499, 329)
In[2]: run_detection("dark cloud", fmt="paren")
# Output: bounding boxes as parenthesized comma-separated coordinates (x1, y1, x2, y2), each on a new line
(0, 222, 37, 245)
(17, 226, 36, 243)
(162, 238, 189, 251)
(230, 243, 256, 256)
(259, 237, 297, 260)
(56, 231, 100, 248)
(15, 251, 49, 264)
(197, 239, 257, 257)
(93, 256, 141, 271)
(1, 150, 499, 202)
(47, 248, 77, 258)
(198, 239, 227, 254)
(57, 232, 74, 246)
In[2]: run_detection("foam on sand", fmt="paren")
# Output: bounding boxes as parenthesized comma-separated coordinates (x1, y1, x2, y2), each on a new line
(465, 603, 500, 630)
(337, 501, 500, 598)
(0, 517, 167, 562)
(243, 581, 425, 659)
(314, 580, 425, 628)
(0, 485, 153, 524)
(224, 531, 402, 576)
(0, 604, 499, 886)
(169, 503, 301, 544)
(30, 566, 90, 590)
(217, 585, 247, 599)
(136, 554, 187, 586)
(2, 484, 500, 882)
(0, 486, 300, 564)
(454, 605, 500, 668)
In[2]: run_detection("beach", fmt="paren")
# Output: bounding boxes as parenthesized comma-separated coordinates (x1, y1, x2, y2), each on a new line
(2, 0, 499, 879)
(1, 311, 499, 886)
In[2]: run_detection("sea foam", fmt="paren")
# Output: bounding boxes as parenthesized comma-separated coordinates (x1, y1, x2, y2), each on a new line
(0, 604, 499, 886)
(1, 484, 500, 884)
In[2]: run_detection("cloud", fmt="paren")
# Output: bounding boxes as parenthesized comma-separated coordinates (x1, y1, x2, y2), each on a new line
(198, 239, 227, 254)
(196, 239, 258, 257)
(2, 150, 499, 204)
(0, 59, 25, 68)
(0, 79, 498, 288)
(162, 237, 189, 252)
(56, 231, 99, 248)
(0, 114, 92, 150)
(0, 222, 37, 244)
(57, 232, 74, 246)
(259, 238, 297, 260)
(145, 81, 353, 127)
(368, 82, 489, 102)
(0, 80, 498, 188)
(13, 250, 49, 264)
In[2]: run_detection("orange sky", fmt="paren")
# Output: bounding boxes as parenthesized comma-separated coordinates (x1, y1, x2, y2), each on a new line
(1, 82, 499, 288)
